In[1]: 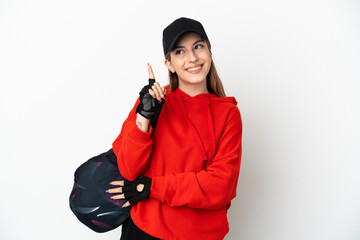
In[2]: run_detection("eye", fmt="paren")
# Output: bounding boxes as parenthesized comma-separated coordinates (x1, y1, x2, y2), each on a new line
(195, 44, 204, 50)
(175, 49, 184, 55)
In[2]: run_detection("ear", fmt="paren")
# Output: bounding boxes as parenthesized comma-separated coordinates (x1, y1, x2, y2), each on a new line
(164, 59, 175, 73)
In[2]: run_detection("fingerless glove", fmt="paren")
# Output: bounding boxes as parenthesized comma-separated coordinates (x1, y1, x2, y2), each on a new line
(136, 79, 162, 119)
(123, 176, 152, 205)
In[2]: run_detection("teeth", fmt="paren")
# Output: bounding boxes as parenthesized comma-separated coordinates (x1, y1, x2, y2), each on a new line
(187, 66, 202, 71)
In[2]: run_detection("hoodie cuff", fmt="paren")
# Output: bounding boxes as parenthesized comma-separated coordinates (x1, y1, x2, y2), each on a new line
(149, 176, 165, 201)
(128, 121, 153, 144)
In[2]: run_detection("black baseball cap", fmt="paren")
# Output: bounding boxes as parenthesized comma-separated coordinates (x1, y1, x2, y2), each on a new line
(162, 17, 209, 56)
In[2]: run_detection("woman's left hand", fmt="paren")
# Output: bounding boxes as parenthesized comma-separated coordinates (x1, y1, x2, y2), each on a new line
(107, 176, 152, 208)
(136, 63, 167, 119)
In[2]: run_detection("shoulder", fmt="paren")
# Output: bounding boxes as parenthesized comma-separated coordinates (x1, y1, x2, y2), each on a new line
(210, 96, 241, 118)
(227, 106, 242, 127)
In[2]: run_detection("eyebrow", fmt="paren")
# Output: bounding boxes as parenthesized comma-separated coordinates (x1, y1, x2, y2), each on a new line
(173, 39, 205, 49)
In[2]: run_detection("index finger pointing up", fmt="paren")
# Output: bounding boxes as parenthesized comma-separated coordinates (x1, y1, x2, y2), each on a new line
(147, 63, 155, 79)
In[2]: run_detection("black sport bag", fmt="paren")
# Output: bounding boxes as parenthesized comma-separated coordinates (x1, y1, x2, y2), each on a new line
(69, 148, 130, 233)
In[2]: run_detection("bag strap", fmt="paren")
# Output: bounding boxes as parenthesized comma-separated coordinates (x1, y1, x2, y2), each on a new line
(149, 99, 165, 138)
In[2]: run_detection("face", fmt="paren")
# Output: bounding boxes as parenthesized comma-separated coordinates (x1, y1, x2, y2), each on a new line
(165, 32, 212, 90)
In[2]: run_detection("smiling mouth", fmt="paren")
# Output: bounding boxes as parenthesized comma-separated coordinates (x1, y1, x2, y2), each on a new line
(186, 65, 203, 72)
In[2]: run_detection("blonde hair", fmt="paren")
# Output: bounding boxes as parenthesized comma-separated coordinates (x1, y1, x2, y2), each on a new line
(165, 39, 226, 97)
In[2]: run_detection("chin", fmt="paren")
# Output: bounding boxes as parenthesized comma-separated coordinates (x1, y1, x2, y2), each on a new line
(182, 75, 205, 82)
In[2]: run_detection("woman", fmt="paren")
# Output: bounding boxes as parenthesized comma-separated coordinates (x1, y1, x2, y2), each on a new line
(107, 17, 243, 240)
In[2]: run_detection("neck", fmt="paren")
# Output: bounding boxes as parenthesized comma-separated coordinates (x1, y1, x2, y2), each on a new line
(178, 82, 209, 97)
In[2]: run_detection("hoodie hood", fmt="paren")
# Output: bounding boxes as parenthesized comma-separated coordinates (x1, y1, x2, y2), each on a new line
(165, 87, 238, 167)
(164, 86, 238, 105)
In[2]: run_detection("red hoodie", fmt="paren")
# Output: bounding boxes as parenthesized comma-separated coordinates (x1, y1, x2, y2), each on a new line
(113, 87, 242, 240)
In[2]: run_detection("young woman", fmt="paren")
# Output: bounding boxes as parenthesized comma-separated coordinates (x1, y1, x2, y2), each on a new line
(107, 17, 243, 240)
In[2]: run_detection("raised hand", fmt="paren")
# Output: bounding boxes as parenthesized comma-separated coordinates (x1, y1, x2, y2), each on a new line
(135, 63, 167, 119)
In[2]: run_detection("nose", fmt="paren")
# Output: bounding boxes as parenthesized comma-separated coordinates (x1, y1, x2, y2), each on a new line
(188, 49, 198, 62)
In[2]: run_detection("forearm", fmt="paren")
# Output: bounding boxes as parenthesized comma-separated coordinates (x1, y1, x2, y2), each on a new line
(150, 156, 241, 209)
(136, 113, 150, 132)
(113, 98, 153, 181)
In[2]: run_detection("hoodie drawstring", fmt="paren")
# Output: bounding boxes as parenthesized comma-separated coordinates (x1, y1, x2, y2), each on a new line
(175, 93, 216, 168)
(203, 97, 216, 168)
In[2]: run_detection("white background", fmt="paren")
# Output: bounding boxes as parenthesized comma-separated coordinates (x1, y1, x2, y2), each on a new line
(0, 0, 359, 239)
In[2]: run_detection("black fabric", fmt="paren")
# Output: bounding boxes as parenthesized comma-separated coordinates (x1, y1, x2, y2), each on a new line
(150, 94, 165, 137)
(69, 149, 130, 233)
(136, 79, 165, 119)
(120, 217, 162, 240)
(162, 17, 209, 55)
(123, 176, 152, 205)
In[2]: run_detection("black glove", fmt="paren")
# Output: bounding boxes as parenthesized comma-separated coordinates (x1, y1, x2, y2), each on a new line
(123, 176, 152, 205)
(136, 79, 163, 119)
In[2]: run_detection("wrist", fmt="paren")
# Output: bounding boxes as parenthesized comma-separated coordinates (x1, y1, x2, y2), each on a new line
(136, 113, 150, 132)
